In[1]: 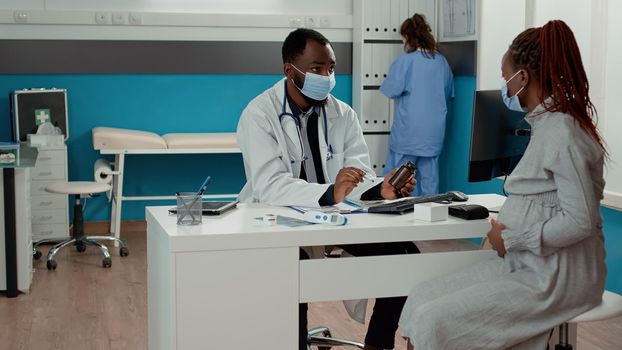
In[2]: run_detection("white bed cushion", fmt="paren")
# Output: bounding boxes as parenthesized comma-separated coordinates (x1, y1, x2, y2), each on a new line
(162, 133, 238, 149)
(92, 127, 167, 150)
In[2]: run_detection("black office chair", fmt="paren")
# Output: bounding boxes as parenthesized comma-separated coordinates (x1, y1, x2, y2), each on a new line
(308, 326, 364, 349)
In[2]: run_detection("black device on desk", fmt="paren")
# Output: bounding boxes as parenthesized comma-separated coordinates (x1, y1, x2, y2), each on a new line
(448, 204, 490, 220)
(367, 191, 468, 215)
(168, 201, 239, 216)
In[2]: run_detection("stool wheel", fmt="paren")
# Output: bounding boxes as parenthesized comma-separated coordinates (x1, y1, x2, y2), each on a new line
(318, 329, 332, 350)
(33, 250, 42, 260)
(120, 246, 129, 257)
(102, 257, 112, 268)
(47, 260, 57, 270)
(76, 242, 87, 253)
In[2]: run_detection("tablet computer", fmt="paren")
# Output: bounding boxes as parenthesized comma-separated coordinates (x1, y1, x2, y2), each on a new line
(169, 200, 239, 216)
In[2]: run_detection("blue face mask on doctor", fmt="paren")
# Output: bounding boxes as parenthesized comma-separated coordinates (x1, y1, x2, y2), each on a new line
(290, 64, 336, 101)
(501, 69, 527, 112)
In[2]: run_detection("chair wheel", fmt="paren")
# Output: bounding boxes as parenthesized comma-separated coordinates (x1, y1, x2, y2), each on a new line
(102, 257, 112, 268)
(119, 246, 129, 257)
(47, 260, 57, 270)
(76, 242, 87, 252)
(317, 329, 332, 350)
(33, 250, 42, 260)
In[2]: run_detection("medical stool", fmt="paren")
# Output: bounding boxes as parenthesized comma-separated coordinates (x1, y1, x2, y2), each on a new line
(308, 326, 364, 349)
(555, 290, 622, 349)
(42, 181, 129, 270)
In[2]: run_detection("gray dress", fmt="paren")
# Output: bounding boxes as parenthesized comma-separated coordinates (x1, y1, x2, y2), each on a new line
(399, 102, 607, 349)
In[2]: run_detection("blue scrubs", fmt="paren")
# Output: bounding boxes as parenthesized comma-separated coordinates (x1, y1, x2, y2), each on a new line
(380, 50, 454, 195)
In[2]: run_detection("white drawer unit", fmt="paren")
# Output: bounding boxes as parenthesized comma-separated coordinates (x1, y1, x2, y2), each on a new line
(32, 224, 70, 240)
(31, 145, 69, 242)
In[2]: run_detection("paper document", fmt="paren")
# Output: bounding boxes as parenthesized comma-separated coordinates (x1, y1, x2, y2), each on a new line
(290, 200, 365, 215)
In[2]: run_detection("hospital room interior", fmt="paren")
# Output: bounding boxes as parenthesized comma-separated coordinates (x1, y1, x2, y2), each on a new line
(1, 0, 622, 349)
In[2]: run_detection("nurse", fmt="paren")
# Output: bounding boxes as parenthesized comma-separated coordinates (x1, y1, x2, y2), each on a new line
(380, 13, 454, 196)
(237, 28, 420, 350)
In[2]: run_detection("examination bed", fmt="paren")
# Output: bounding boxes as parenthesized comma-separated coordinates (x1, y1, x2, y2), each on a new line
(92, 127, 240, 240)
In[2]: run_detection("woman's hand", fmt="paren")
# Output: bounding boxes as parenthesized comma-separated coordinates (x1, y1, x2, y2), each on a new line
(381, 168, 415, 199)
(487, 218, 507, 257)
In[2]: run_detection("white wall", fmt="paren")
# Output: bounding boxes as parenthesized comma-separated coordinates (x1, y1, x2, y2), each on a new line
(529, 0, 592, 78)
(0, 0, 354, 41)
(477, 0, 526, 90)
(43, 0, 352, 15)
(602, 0, 622, 208)
(528, 0, 621, 208)
(2, 0, 352, 15)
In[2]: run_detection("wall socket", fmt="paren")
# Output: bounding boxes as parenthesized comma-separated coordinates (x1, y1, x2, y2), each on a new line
(320, 16, 331, 28)
(129, 12, 142, 25)
(112, 12, 126, 25)
(95, 12, 109, 25)
(304, 16, 319, 28)
(14, 10, 28, 23)
(289, 17, 303, 28)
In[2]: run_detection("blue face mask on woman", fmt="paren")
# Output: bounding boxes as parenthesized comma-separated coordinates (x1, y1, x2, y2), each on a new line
(501, 70, 526, 112)
(291, 64, 336, 101)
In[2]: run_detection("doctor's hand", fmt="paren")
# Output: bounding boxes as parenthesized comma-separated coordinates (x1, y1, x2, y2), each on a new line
(380, 168, 415, 200)
(487, 218, 507, 257)
(333, 167, 365, 203)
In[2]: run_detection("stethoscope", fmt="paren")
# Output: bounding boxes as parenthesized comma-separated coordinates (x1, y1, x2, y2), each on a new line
(278, 80, 334, 164)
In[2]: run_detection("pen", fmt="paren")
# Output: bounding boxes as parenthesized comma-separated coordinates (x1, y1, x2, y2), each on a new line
(184, 175, 212, 218)
(196, 175, 212, 196)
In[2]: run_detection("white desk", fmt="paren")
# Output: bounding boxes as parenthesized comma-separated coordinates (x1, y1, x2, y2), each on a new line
(146, 194, 505, 350)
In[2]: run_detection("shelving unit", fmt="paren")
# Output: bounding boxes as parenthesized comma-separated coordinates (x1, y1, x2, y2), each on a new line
(353, 0, 437, 175)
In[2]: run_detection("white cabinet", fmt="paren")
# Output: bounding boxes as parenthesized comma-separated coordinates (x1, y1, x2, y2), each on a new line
(355, 1, 437, 165)
(31, 145, 69, 242)
(0, 168, 34, 293)
(439, 0, 477, 42)
(361, 89, 391, 131)
(364, 134, 390, 176)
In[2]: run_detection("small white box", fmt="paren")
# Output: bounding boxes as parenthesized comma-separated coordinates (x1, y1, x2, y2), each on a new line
(27, 134, 64, 147)
(414, 202, 448, 222)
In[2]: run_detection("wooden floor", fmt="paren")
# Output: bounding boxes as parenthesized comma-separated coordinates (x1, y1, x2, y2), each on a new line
(1, 226, 620, 350)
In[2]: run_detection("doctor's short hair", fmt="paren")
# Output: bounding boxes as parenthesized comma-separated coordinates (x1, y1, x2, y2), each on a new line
(282, 28, 332, 63)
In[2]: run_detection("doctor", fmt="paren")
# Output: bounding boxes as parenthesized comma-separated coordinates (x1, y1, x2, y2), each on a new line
(237, 28, 419, 350)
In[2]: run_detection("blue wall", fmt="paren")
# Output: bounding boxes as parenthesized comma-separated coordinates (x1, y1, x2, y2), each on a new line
(0, 74, 351, 220)
(1, 73, 619, 294)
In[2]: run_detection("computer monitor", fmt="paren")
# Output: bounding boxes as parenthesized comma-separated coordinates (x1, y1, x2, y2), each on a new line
(468, 90, 530, 182)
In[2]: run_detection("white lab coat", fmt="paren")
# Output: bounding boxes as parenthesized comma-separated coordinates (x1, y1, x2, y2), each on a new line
(237, 78, 373, 323)
(237, 78, 375, 206)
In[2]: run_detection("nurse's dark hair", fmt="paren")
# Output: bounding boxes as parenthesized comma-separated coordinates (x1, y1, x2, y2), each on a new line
(400, 13, 437, 58)
(282, 28, 331, 63)
(508, 20, 606, 152)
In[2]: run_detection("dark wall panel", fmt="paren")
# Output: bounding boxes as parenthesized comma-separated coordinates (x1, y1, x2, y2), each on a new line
(0, 40, 352, 75)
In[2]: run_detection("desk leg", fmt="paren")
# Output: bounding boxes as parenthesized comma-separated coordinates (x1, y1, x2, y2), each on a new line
(3, 168, 17, 298)
(110, 154, 124, 247)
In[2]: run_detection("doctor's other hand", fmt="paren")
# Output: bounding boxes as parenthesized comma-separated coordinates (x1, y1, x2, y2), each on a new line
(487, 218, 507, 257)
(381, 168, 415, 200)
(333, 167, 365, 203)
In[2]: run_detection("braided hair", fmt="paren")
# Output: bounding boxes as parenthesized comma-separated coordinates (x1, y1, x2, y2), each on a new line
(400, 13, 437, 58)
(508, 20, 606, 152)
